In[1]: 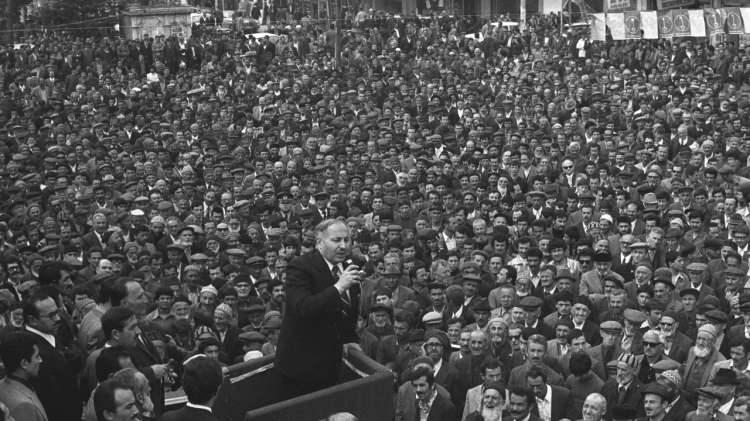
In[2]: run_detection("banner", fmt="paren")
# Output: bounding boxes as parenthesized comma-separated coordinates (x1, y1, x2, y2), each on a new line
(600, 8, 750, 41)
(688, 10, 706, 37)
(624, 11, 641, 39)
(658, 10, 674, 39)
(725, 8, 744, 35)
(590, 13, 606, 41)
(704, 8, 724, 36)
(607, 13, 626, 40)
(641, 11, 658, 39)
(672, 9, 691, 37)
(742, 8, 750, 34)
(656, 0, 695, 9)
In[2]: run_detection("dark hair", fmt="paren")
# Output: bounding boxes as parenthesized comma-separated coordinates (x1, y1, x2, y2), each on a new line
(526, 365, 547, 382)
(153, 286, 174, 301)
(22, 291, 53, 321)
(101, 307, 135, 341)
(569, 351, 593, 376)
(409, 365, 435, 385)
(480, 358, 504, 375)
(508, 386, 536, 407)
(96, 346, 132, 382)
(183, 356, 224, 405)
(567, 329, 585, 343)
(0, 331, 37, 374)
(729, 337, 750, 354)
(99, 277, 127, 306)
(94, 379, 131, 421)
(38, 261, 72, 285)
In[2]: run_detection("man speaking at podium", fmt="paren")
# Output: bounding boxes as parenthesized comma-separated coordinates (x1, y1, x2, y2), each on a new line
(276, 219, 363, 398)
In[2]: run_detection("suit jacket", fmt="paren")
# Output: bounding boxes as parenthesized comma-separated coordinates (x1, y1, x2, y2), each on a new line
(601, 378, 644, 419)
(508, 362, 564, 390)
(81, 231, 106, 251)
(27, 332, 81, 421)
(434, 359, 461, 405)
(549, 385, 575, 421)
(0, 377, 48, 421)
(276, 250, 359, 384)
(425, 392, 457, 421)
(546, 339, 569, 360)
(663, 396, 695, 421)
(683, 347, 726, 390)
(158, 404, 218, 421)
(588, 343, 624, 379)
(130, 334, 167, 416)
(219, 325, 242, 363)
(665, 331, 693, 363)
(396, 382, 450, 421)
(685, 410, 732, 421)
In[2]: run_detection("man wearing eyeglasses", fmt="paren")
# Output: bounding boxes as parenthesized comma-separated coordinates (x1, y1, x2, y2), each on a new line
(23, 291, 82, 421)
(637, 330, 676, 384)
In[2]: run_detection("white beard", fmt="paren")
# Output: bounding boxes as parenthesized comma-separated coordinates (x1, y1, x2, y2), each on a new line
(694, 344, 711, 359)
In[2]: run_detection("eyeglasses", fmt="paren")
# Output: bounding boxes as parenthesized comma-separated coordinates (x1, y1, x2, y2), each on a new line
(563, 166, 573, 170)
(643, 342, 661, 347)
(659, 322, 674, 328)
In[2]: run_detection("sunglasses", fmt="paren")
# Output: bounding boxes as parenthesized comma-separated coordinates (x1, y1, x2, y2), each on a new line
(643, 342, 661, 347)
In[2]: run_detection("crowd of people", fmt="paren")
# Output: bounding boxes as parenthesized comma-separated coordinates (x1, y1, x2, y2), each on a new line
(0, 5, 748, 421)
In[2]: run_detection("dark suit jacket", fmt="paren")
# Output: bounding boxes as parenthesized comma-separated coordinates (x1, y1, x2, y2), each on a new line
(28, 332, 82, 421)
(158, 405, 218, 421)
(81, 231, 106, 251)
(666, 331, 693, 364)
(425, 392, 457, 421)
(601, 378, 644, 419)
(276, 250, 359, 384)
(219, 325, 242, 363)
(549, 385, 575, 421)
(434, 359, 460, 406)
(663, 396, 695, 421)
(130, 334, 167, 416)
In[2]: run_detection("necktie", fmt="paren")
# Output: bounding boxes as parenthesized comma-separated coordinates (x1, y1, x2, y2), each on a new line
(618, 385, 627, 403)
(332, 265, 349, 305)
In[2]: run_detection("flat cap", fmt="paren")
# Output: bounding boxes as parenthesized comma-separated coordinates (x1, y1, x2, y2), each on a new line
(519, 296, 543, 310)
(600, 320, 623, 332)
(623, 308, 647, 324)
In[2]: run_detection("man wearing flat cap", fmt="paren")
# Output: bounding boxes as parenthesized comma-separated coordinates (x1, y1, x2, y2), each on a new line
(685, 260, 716, 303)
(589, 319, 623, 370)
(685, 386, 732, 421)
(580, 250, 624, 297)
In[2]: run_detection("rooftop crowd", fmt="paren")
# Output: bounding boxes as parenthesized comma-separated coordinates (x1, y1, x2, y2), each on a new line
(0, 5, 749, 421)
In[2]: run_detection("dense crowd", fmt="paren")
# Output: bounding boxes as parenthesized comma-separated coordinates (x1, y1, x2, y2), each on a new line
(0, 5, 749, 421)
